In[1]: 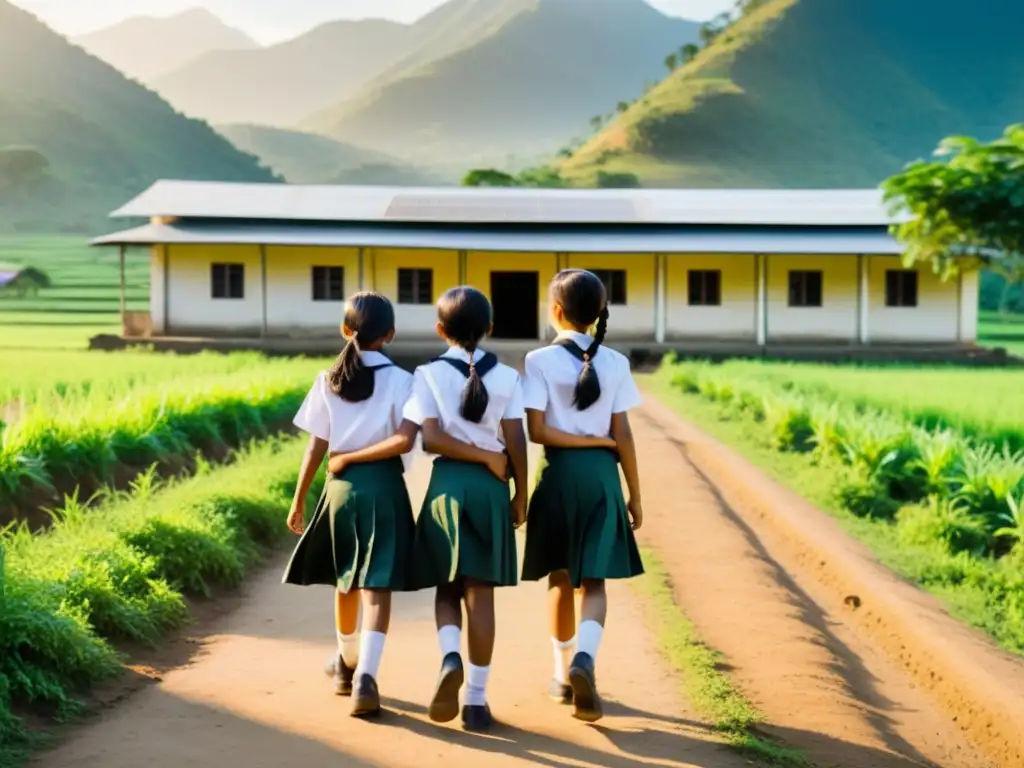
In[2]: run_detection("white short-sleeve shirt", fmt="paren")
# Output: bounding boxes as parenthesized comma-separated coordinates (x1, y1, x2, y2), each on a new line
(293, 350, 415, 469)
(402, 346, 524, 454)
(522, 330, 642, 437)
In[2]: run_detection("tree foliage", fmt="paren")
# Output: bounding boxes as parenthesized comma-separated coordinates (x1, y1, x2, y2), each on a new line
(596, 171, 641, 189)
(461, 168, 519, 187)
(0, 146, 49, 186)
(882, 124, 1024, 284)
(461, 166, 567, 189)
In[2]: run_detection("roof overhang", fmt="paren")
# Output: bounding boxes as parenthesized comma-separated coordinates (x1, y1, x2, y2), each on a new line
(91, 221, 906, 255)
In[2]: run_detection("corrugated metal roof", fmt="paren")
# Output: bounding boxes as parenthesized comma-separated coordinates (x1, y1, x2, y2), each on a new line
(110, 180, 899, 227)
(91, 221, 905, 255)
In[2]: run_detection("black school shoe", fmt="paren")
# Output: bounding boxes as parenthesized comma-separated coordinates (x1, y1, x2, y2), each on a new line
(428, 652, 464, 723)
(548, 678, 573, 704)
(331, 654, 356, 697)
(461, 704, 493, 732)
(350, 674, 382, 718)
(567, 652, 604, 722)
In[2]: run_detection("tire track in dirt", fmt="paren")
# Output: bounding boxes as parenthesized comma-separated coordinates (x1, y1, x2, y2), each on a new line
(31, 447, 747, 768)
(631, 394, 1006, 768)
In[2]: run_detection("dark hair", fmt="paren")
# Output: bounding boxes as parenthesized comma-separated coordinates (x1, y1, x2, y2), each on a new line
(437, 286, 493, 423)
(550, 269, 609, 410)
(327, 291, 395, 402)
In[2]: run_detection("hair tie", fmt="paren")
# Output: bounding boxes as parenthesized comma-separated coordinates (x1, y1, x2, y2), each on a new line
(469, 359, 476, 372)
(583, 352, 591, 364)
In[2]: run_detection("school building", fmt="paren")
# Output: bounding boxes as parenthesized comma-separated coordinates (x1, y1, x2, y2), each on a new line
(92, 181, 979, 358)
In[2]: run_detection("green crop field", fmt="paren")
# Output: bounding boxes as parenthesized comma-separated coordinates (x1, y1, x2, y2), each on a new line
(653, 357, 1024, 656)
(0, 235, 148, 349)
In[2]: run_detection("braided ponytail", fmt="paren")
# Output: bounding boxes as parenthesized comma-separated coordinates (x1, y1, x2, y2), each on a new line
(437, 286, 493, 424)
(573, 306, 609, 410)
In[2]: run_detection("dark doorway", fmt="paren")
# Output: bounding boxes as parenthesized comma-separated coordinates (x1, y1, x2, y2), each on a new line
(490, 271, 539, 340)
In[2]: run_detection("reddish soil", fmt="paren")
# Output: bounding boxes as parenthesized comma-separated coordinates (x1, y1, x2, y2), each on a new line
(632, 393, 1024, 767)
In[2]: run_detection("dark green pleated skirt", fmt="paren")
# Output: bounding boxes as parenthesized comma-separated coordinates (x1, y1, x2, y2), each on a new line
(410, 458, 518, 589)
(521, 447, 644, 588)
(282, 457, 415, 592)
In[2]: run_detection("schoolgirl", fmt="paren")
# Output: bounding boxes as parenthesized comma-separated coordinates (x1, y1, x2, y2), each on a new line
(283, 291, 418, 719)
(403, 286, 528, 732)
(521, 269, 645, 723)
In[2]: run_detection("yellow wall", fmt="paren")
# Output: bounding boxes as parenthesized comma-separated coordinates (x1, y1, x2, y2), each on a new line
(766, 255, 858, 340)
(368, 248, 459, 338)
(666, 254, 757, 340)
(565, 253, 657, 340)
(164, 244, 263, 334)
(265, 246, 359, 334)
(866, 256, 959, 342)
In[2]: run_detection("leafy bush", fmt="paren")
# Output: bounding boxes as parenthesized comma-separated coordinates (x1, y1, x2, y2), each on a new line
(0, 435, 318, 759)
(897, 498, 990, 556)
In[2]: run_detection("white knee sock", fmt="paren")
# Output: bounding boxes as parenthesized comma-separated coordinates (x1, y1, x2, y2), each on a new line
(464, 663, 490, 707)
(354, 631, 386, 681)
(552, 637, 576, 684)
(438, 624, 461, 657)
(576, 620, 604, 662)
(337, 629, 360, 669)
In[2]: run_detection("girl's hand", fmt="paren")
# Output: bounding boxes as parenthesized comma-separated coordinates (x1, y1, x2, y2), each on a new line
(628, 498, 643, 531)
(511, 493, 527, 529)
(598, 436, 618, 450)
(327, 453, 347, 475)
(485, 451, 509, 481)
(287, 500, 306, 535)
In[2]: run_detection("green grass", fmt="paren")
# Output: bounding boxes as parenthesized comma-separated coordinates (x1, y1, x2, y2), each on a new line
(634, 549, 807, 765)
(0, 235, 148, 349)
(669, 358, 1024, 452)
(978, 310, 1024, 356)
(642, 367, 1024, 656)
(563, 0, 1024, 188)
(0, 351, 326, 514)
(0, 434, 320, 767)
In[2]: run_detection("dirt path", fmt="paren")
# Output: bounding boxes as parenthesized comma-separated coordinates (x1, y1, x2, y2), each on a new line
(631, 396, 998, 768)
(33, 446, 746, 768)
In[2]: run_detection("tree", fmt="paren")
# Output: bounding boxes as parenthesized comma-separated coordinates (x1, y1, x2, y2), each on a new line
(461, 168, 519, 187)
(664, 53, 678, 72)
(517, 166, 567, 188)
(616, 101, 630, 114)
(0, 146, 49, 186)
(682, 43, 700, 62)
(589, 115, 604, 131)
(596, 171, 641, 189)
(882, 124, 1024, 307)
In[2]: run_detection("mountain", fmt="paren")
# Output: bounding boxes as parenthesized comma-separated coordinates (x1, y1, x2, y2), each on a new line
(0, 1, 277, 232)
(217, 124, 438, 185)
(561, 0, 1024, 188)
(150, 19, 418, 127)
(74, 8, 259, 82)
(305, 0, 699, 166)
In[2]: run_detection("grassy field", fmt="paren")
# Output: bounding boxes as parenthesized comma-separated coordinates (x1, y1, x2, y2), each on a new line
(651, 358, 1024, 656)
(0, 235, 147, 347)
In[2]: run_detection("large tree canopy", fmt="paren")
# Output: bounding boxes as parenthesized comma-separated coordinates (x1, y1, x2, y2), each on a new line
(882, 124, 1024, 283)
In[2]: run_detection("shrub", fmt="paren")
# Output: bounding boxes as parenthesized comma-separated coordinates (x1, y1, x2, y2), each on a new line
(762, 397, 814, 452)
(835, 475, 902, 520)
(897, 497, 990, 556)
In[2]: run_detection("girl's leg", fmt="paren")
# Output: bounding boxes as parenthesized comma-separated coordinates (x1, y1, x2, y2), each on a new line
(569, 578, 607, 722)
(548, 570, 576, 702)
(429, 580, 465, 723)
(462, 580, 496, 730)
(351, 589, 391, 717)
(331, 588, 362, 695)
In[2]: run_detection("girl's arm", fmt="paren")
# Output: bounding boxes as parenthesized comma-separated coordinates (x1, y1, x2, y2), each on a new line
(611, 412, 643, 530)
(327, 420, 419, 475)
(287, 434, 328, 534)
(422, 419, 508, 479)
(525, 410, 617, 449)
(501, 418, 529, 527)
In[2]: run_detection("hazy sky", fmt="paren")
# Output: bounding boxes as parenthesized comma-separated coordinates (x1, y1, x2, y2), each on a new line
(15, 0, 736, 43)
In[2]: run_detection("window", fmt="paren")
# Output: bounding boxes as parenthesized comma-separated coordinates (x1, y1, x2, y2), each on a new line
(588, 269, 627, 305)
(885, 270, 918, 308)
(788, 270, 823, 307)
(312, 266, 344, 302)
(687, 270, 721, 306)
(398, 268, 433, 305)
(211, 263, 244, 299)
